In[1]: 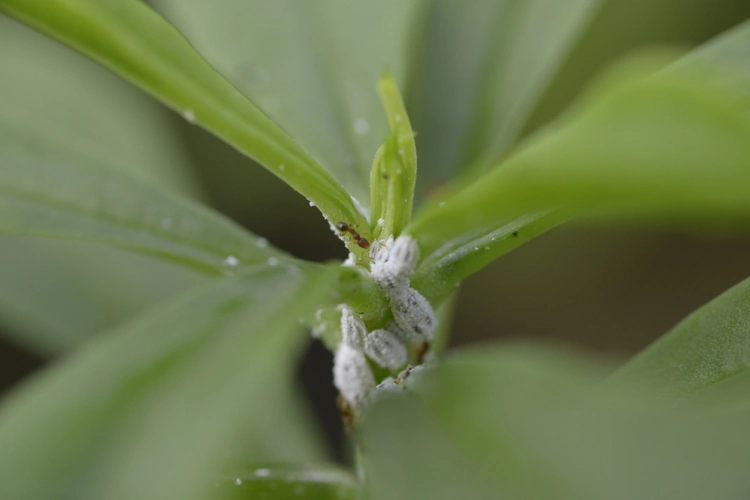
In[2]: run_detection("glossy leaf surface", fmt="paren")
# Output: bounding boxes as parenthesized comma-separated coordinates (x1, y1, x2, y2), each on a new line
(0, 122, 286, 275)
(0, 0, 369, 258)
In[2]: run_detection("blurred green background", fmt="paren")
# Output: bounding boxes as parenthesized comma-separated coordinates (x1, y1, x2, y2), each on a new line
(1, 0, 750, 461)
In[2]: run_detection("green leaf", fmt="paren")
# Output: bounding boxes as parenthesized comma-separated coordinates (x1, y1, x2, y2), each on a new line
(412, 209, 572, 304)
(363, 344, 750, 500)
(369, 73, 418, 240)
(683, 370, 750, 413)
(212, 464, 360, 500)
(409, 0, 604, 184)
(428, 291, 459, 358)
(607, 275, 750, 399)
(156, 0, 425, 205)
(0, 0, 370, 259)
(410, 62, 750, 303)
(0, 264, 338, 500)
(0, 16, 208, 355)
(669, 18, 750, 101)
(0, 121, 287, 275)
(0, 239, 206, 355)
(0, 14, 202, 198)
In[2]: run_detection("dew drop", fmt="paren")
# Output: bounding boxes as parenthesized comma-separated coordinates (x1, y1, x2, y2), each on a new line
(309, 201, 315, 207)
(279, 164, 285, 171)
(439, 202, 446, 207)
(224, 255, 239, 267)
(254, 468, 271, 477)
(257, 237, 269, 248)
(267, 257, 279, 266)
(395, 114, 402, 123)
(182, 109, 196, 123)
(353, 118, 370, 135)
(234, 478, 243, 486)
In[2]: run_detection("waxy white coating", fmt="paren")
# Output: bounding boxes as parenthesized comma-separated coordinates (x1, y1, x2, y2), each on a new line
(332, 235, 437, 408)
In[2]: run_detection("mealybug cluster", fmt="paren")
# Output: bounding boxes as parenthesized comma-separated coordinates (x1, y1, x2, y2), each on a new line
(332, 234, 437, 409)
(371, 235, 436, 343)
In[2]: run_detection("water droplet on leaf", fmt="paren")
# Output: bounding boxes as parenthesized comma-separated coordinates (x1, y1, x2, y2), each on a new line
(353, 118, 370, 135)
(182, 109, 196, 123)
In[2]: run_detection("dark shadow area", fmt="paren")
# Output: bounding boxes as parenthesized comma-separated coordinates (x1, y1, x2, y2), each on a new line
(296, 340, 345, 463)
(0, 334, 44, 396)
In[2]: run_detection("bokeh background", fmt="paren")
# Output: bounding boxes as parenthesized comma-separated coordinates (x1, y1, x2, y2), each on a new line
(2, 0, 750, 462)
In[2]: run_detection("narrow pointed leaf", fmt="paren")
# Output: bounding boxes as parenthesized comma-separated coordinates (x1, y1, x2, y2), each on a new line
(412, 209, 572, 304)
(607, 275, 750, 398)
(669, 18, 750, 99)
(0, 0, 370, 258)
(410, 63, 750, 303)
(0, 264, 338, 500)
(370, 74, 418, 240)
(410, 0, 604, 183)
(0, 122, 286, 275)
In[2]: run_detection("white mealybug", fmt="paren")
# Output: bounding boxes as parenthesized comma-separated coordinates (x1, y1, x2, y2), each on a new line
(370, 235, 419, 293)
(333, 234, 438, 410)
(333, 343, 376, 409)
(386, 320, 428, 344)
(390, 287, 437, 342)
(364, 328, 408, 370)
(340, 307, 367, 350)
(387, 234, 420, 279)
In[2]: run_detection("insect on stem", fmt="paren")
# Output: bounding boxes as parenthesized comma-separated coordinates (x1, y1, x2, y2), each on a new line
(336, 222, 370, 249)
